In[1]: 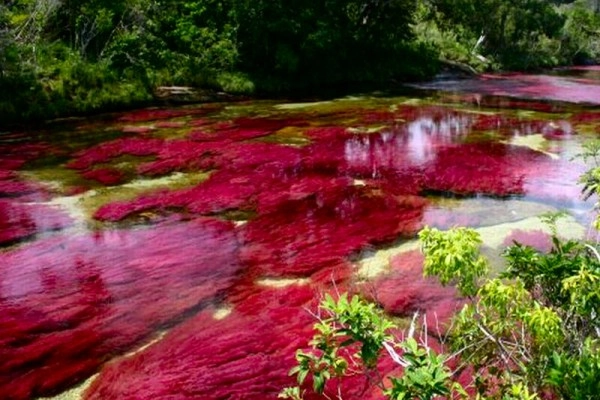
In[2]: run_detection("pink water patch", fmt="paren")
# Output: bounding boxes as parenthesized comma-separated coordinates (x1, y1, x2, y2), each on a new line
(136, 139, 223, 176)
(414, 72, 600, 105)
(0, 180, 42, 197)
(94, 143, 305, 221)
(0, 218, 239, 399)
(4, 95, 593, 399)
(0, 171, 15, 180)
(503, 229, 552, 253)
(190, 116, 308, 142)
(93, 121, 582, 225)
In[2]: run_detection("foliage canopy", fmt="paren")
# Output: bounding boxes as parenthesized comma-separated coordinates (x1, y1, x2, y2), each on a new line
(2, 0, 600, 122)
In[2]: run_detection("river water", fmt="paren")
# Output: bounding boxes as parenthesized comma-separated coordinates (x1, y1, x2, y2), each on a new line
(2, 68, 600, 399)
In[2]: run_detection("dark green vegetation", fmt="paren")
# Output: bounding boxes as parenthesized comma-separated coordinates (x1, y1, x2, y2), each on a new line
(2, 0, 600, 123)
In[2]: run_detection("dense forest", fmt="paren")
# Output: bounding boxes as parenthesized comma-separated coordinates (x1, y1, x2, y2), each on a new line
(1, 0, 600, 123)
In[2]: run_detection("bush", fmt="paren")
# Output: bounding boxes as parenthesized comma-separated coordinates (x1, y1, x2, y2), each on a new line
(428, 0, 566, 70)
(558, 0, 600, 64)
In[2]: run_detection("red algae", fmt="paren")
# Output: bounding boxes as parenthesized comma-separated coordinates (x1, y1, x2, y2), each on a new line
(155, 121, 186, 129)
(189, 118, 211, 127)
(240, 184, 426, 277)
(0, 142, 58, 174)
(84, 286, 318, 400)
(570, 111, 600, 123)
(81, 167, 125, 186)
(117, 107, 210, 123)
(471, 114, 547, 136)
(0, 171, 15, 180)
(67, 137, 164, 170)
(94, 126, 578, 225)
(422, 143, 552, 197)
(0, 180, 42, 197)
(0, 201, 72, 245)
(5, 85, 595, 399)
(0, 141, 58, 201)
(85, 285, 408, 400)
(363, 250, 463, 330)
(95, 143, 305, 221)
(136, 140, 220, 176)
(304, 126, 351, 141)
(190, 116, 308, 142)
(0, 218, 239, 399)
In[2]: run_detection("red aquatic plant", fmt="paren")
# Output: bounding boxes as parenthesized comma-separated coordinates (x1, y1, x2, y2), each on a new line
(240, 183, 426, 277)
(95, 142, 305, 221)
(189, 118, 211, 127)
(0, 218, 239, 399)
(81, 167, 125, 186)
(155, 121, 187, 129)
(0, 200, 72, 245)
(360, 110, 397, 124)
(304, 126, 351, 141)
(0, 142, 57, 172)
(0, 141, 59, 200)
(422, 143, 554, 197)
(189, 116, 309, 142)
(84, 284, 411, 400)
(117, 107, 210, 123)
(84, 285, 318, 400)
(233, 116, 309, 131)
(67, 137, 164, 170)
(362, 250, 463, 330)
(0, 170, 15, 180)
(471, 115, 547, 136)
(136, 139, 221, 176)
(0, 180, 43, 198)
(570, 111, 600, 124)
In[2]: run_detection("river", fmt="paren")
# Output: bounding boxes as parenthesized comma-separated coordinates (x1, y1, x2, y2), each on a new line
(1, 68, 600, 399)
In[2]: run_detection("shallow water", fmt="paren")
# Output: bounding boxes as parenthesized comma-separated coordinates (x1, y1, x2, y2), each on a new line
(2, 70, 600, 399)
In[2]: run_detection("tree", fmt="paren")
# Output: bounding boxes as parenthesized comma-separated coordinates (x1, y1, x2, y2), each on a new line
(234, 0, 432, 87)
(429, 0, 565, 69)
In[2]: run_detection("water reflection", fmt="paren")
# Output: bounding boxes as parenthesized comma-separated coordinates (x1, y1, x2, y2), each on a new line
(344, 113, 473, 176)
